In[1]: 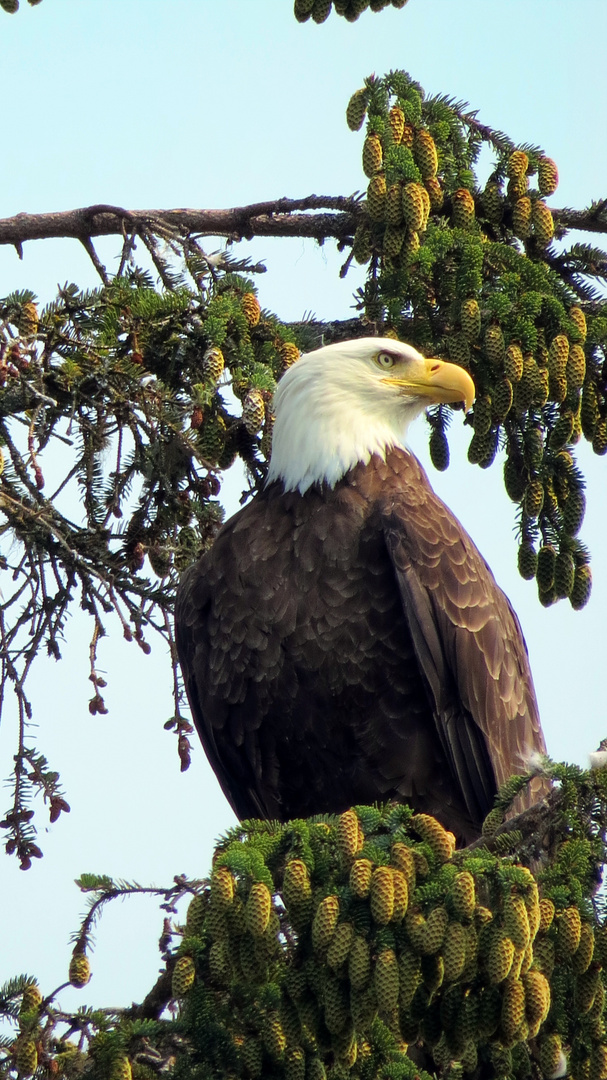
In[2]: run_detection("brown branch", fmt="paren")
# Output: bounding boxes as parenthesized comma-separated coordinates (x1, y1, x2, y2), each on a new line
(0, 196, 363, 250)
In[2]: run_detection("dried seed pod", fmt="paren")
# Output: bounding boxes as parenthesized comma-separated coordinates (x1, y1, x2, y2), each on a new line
(367, 174, 387, 221)
(346, 88, 368, 132)
(451, 188, 475, 229)
(461, 298, 481, 341)
(172, 954, 196, 997)
(532, 200, 554, 246)
(246, 882, 272, 937)
(362, 133, 383, 177)
(370, 866, 394, 925)
(538, 157, 559, 196)
(69, 953, 91, 988)
(413, 129, 438, 178)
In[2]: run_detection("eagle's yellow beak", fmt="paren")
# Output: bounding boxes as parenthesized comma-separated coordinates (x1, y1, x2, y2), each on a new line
(383, 358, 475, 412)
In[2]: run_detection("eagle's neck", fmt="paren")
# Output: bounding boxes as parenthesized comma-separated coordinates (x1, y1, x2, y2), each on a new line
(266, 355, 423, 494)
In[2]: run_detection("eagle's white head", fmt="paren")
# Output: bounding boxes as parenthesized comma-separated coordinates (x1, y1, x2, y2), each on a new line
(266, 337, 475, 493)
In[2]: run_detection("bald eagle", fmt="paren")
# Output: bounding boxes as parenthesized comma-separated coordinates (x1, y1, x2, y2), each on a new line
(175, 338, 546, 842)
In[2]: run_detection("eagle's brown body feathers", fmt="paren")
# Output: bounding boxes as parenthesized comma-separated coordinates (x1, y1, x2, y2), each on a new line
(175, 448, 546, 841)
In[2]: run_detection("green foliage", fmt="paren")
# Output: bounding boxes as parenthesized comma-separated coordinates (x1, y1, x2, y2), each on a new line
(4, 764, 607, 1080)
(346, 69, 606, 613)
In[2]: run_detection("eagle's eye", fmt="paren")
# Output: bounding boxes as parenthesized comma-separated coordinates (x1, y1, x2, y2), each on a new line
(375, 351, 395, 369)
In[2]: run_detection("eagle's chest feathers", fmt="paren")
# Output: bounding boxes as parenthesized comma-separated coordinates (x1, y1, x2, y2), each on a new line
(210, 454, 421, 699)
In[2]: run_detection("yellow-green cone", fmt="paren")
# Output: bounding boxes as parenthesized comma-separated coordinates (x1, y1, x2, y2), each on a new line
(362, 134, 383, 177)
(538, 156, 559, 196)
(327, 922, 354, 969)
(352, 223, 373, 264)
(172, 954, 196, 997)
(443, 921, 467, 981)
(69, 953, 91, 988)
(539, 1034, 562, 1077)
(425, 176, 443, 210)
(429, 428, 449, 471)
(572, 922, 595, 975)
(566, 344, 586, 393)
(312, 895, 340, 949)
(370, 866, 394, 924)
(402, 182, 426, 231)
(571, 563, 592, 610)
(346, 88, 368, 132)
(507, 150, 529, 179)
(413, 129, 438, 178)
(367, 174, 387, 221)
(569, 306, 587, 342)
(385, 183, 403, 225)
(504, 343, 524, 383)
(246, 882, 272, 937)
(450, 871, 476, 920)
(387, 105, 405, 145)
(461, 298, 481, 341)
(241, 293, 261, 326)
(350, 858, 373, 897)
(337, 809, 360, 860)
(391, 842, 416, 891)
(211, 867, 235, 909)
(558, 906, 582, 955)
(512, 196, 532, 239)
(487, 933, 515, 984)
(374, 948, 399, 1013)
(501, 978, 525, 1042)
(485, 324, 505, 366)
(349, 934, 371, 990)
(202, 345, 224, 383)
(451, 188, 475, 229)
(16, 1039, 38, 1077)
(411, 814, 453, 862)
(503, 895, 530, 950)
(532, 200, 554, 245)
(482, 182, 503, 223)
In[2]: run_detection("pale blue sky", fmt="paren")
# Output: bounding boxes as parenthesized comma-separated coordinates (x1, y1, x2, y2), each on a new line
(1, 0, 606, 1014)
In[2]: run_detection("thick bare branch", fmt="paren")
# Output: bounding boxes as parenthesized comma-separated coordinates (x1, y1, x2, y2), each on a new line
(0, 196, 362, 251)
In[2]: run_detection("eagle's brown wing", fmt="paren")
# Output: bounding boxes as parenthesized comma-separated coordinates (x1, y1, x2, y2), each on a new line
(379, 450, 547, 822)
